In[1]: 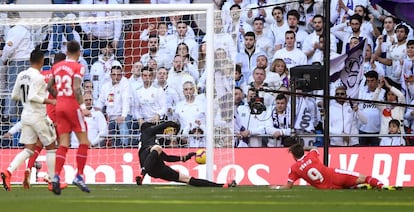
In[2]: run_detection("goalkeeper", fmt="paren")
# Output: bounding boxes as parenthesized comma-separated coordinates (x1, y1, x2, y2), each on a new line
(136, 121, 231, 187)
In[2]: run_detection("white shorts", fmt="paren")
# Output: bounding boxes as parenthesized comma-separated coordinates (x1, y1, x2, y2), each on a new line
(20, 116, 56, 146)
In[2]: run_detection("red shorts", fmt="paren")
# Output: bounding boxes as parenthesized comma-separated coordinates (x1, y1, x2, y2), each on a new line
(55, 102, 87, 134)
(330, 168, 360, 189)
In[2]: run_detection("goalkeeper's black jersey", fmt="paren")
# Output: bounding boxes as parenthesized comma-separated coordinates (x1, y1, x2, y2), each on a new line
(138, 121, 180, 166)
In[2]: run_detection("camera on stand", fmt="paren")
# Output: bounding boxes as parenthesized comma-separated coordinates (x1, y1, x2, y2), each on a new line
(249, 90, 266, 115)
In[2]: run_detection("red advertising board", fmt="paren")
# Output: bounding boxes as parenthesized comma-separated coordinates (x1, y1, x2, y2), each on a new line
(1, 147, 413, 186)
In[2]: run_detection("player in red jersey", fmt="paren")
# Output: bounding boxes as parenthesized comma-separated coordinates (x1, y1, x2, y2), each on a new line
(47, 40, 91, 195)
(271, 143, 401, 190)
(22, 53, 68, 190)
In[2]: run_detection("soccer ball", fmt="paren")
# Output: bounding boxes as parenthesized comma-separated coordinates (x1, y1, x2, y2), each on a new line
(195, 149, 206, 164)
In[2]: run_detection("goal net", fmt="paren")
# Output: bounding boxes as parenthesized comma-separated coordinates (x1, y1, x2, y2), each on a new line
(0, 3, 236, 185)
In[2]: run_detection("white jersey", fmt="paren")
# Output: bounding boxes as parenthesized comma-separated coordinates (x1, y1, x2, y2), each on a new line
(133, 85, 167, 121)
(11, 67, 47, 122)
(358, 86, 385, 133)
(272, 47, 307, 70)
(175, 97, 206, 135)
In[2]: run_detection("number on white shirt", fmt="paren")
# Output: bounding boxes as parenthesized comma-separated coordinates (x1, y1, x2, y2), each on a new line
(20, 84, 29, 103)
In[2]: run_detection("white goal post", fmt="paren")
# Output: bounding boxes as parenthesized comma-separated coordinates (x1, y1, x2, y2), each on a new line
(0, 3, 236, 184)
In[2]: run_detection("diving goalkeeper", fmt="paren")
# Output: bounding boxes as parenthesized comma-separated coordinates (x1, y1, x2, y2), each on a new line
(136, 121, 234, 187)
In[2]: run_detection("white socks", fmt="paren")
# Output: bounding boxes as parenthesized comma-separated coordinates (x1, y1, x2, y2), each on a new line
(46, 149, 57, 178)
(7, 148, 34, 173)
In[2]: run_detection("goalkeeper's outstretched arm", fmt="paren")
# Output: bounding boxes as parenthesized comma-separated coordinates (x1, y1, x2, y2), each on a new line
(160, 151, 196, 162)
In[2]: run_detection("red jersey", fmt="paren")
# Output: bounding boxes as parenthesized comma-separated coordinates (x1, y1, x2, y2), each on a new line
(51, 59, 85, 104)
(288, 149, 336, 189)
(41, 69, 56, 122)
(51, 59, 87, 134)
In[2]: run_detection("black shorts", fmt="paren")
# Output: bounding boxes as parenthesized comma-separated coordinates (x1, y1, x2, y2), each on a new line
(148, 164, 180, 182)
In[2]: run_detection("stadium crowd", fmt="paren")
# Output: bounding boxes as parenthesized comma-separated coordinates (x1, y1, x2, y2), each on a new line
(1, 0, 414, 148)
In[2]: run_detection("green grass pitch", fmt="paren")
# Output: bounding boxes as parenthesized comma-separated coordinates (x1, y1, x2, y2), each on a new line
(0, 185, 413, 212)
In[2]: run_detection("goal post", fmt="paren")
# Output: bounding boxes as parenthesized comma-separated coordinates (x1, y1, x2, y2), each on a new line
(0, 3, 236, 185)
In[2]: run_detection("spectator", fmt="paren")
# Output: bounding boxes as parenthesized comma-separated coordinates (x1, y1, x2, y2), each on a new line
(252, 17, 274, 59)
(197, 41, 206, 79)
(269, 6, 289, 48)
(214, 59, 234, 99)
(222, 0, 248, 24)
(374, 16, 396, 71)
(89, 43, 118, 103)
(272, 30, 307, 70)
(244, 0, 273, 26)
(399, 40, 414, 103)
(302, 15, 325, 64)
(362, 44, 384, 77)
(167, 54, 196, 102)
(255, 55, 282, 91)
(166, 21, 199, 62)
(236, 87, 267, 147)
(269, 58, 289, 89)
(95, 62, 131, 147)
(133, 66, 167, 127)
(244, 67, 274, 108)
(331, 0, 373, 26)
(148, 58, 158, 71)
(289, 0, 323, 34)
(226, 3, 252, 52)
(154, 67, 179, 121)
(140, 34, 172, 70)
(139, 21, 171, 52)
(164, 15, 196, 39)
(71, 92, 108, 148)
(329, 86, 359, 146)
(357, 70, 385, 146)
(266, 93, 292, 147)
(235, 63, 248, 89)
(373, 77, 406, 141)
(79, 0, 123, 64)
(274, 9, 308, 52)
(174, 81, 206, 147)
(175, 42, 199, 81)
(236, 31, 265, 80)
(374, 24, 409, 87)
(1, 11, 33, 122)
(331, 14, 373, 54)
(380, 119, 405, 146)
(352, 5, 381, 41)
(208, 16, 237, 61)
(83, 79, 93, 95)
(129, 61, 144, 93)
(234, 86, 250, 147)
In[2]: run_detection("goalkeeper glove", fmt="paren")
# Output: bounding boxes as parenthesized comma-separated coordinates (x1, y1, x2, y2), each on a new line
(182, 152, 196, 162)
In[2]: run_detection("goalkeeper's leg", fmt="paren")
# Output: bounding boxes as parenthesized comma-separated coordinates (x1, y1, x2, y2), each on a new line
(143, 145, 162, 173)
(179, 172, 224, 187)
(137, 145, 162, 185)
